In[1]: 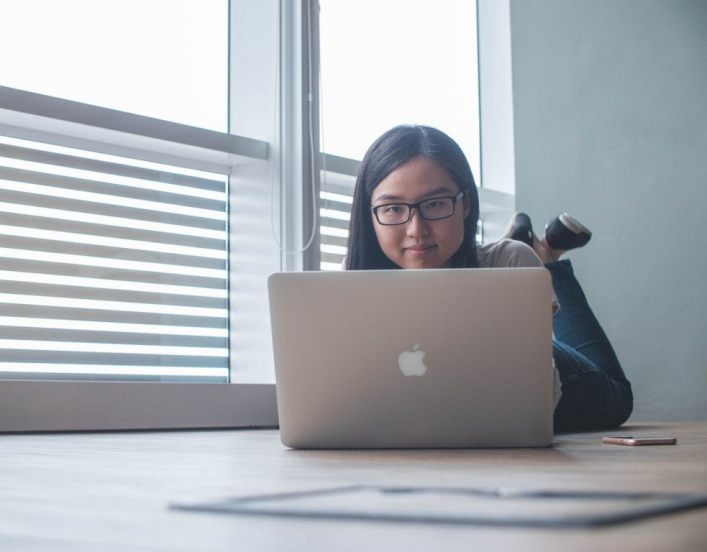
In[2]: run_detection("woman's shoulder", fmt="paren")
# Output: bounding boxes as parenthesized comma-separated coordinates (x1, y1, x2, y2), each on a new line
(477, 239, 544, 269)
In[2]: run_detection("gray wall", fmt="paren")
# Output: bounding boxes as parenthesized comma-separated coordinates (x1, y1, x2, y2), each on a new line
(509, 0, 707, 421)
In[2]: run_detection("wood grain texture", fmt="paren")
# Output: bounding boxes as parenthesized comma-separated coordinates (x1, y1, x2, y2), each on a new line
(1, 422, 706, 551)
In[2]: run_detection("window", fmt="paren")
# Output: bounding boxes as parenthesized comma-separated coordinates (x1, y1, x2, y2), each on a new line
(0, 0, 228, 131)
(318, 0, 487, 270)
(0, 0, 282, 431)
(319, 0, 480, 172)
(0, 0, 517, 431)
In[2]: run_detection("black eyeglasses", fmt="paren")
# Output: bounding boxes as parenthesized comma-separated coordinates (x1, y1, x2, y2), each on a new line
(371, 191, 465, 226)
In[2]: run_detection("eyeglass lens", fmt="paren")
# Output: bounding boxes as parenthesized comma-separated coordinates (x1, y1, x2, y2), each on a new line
(376, 197, 454, 225)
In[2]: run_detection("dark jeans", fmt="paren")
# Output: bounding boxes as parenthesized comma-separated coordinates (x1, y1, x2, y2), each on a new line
(548, 260, 633, 432)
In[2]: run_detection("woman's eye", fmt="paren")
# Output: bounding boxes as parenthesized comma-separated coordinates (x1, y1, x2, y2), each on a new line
(384, 205, 403, 214)
(425, 201, 442, 209)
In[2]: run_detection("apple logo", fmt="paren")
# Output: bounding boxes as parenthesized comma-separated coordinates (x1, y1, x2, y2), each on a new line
(397, 344, 428, 377)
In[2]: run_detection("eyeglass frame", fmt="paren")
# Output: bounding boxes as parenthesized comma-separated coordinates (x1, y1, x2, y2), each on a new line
(370, 191, 466, 226)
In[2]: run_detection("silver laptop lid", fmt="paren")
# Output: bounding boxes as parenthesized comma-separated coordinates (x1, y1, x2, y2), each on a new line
(268, 268, 554, 449)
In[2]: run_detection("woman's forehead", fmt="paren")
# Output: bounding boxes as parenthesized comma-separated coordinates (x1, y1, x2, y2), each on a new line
(371, 158, 457, 203)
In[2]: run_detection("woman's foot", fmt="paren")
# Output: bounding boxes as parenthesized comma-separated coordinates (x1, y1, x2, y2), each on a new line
(502, 212, 535, 248)
(536, 214, 592, 262)
(544, 213, 592, 251)
(503, 212, 592, 263)
(503, 212, 552, 263)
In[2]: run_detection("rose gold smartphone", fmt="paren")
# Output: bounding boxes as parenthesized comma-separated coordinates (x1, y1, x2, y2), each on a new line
(602, 436, 677, 446)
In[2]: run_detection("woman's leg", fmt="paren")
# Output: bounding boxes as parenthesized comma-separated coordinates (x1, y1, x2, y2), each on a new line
(504, 212, 634, 431)
(548, 260, 633, 431)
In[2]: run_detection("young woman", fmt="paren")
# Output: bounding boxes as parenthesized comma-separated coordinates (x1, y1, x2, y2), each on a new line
(346, 124, 633, 432)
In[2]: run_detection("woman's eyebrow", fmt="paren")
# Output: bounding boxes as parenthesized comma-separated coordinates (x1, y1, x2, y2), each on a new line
(373, 187, 455, 204)
(372, 193, 404, 203)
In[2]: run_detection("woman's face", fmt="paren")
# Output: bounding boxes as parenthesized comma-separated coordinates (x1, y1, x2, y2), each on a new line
(370, 157, 469, 269)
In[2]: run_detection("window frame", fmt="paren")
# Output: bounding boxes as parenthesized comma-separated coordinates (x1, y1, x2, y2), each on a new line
(0, 89, 279, 431)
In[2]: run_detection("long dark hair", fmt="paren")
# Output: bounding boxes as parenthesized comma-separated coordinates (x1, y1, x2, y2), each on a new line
(345, 125, 480, 270)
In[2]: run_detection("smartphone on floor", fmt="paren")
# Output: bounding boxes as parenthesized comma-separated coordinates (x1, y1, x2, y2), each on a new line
(602, 436, 677, 446)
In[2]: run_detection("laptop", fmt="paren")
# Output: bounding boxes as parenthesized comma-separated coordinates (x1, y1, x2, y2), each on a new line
(268, 268, 554, 449)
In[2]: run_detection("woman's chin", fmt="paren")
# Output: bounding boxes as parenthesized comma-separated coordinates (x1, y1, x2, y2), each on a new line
(399, 256, 447, 270)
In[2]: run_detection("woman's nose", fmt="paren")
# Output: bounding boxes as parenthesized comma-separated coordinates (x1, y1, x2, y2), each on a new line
(406, 208, 430, 236)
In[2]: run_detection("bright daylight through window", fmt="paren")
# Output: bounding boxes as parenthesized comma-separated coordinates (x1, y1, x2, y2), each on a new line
(318, 0, 480, 270)
(0, 0, 228, 130)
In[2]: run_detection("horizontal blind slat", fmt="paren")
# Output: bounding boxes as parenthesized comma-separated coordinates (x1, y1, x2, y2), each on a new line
(320, 219, 350, 233)
(0, 190, 226, 232)
(0, 303, 227, 328)
(0, 211, 225, 251)
(0, 366, 227, 381)
(319, 198, 352, 214)
(0, 199, 226, 239)
(0, 327, 227, 348)
(0, 235, 227, 269)
(0, 315, 227, 337)
(0, 226, 225, 260)
(0, 166, 226, 210)
(0, 350, 229, 368)
(2, 258, 228, 289)
(0, 143, 225, 192)
(0, 280, 226, 308)
(0, 249, 225, 280)
(0, 292, 226, 318)
(320, 234, 348, 248)
(321, 251, 346, 264)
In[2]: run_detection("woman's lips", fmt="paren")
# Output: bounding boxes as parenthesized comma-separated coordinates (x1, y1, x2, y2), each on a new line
(405, 244, 435, 256)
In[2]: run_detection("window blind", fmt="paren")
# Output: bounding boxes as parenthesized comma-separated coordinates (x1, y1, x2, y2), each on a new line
(0, 135, 229, 382)
(319, 162, 357, 271)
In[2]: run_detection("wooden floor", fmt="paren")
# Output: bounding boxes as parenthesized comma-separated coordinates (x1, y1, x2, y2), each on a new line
(1, 422, 706, 551)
